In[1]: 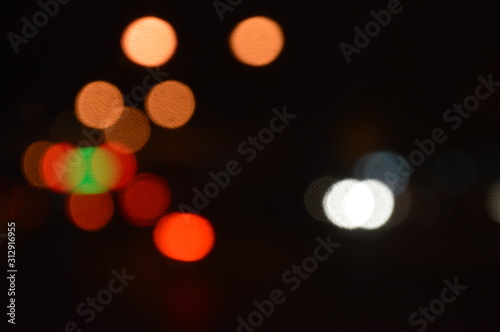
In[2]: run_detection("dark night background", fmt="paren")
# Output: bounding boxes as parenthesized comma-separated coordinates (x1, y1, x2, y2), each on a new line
(2, 0, 500, 331)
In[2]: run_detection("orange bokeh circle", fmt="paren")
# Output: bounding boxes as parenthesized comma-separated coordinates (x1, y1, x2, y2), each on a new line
(121, 16, 177, 67)
(153, 213, 215, 262)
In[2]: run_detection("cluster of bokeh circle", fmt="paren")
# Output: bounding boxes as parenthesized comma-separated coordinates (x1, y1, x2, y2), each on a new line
(305, 148, 500, 230)
(20, 15, 285, 262)
(305, 151, 412, 230)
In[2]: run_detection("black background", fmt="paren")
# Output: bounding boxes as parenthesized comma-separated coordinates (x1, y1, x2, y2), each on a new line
(2, 0, 500, 331)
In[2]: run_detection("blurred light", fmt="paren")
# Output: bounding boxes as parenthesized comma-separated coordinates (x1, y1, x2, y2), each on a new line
(22, 140, 53, 188)
(100, 142, 137, 190)
(40, 142, 82, 193)
(344, 182, 374, 226)
(63, 143, 137, 194)
(486, 181, 500, 224)
(304, 176, 338, 222)
(153, 213, 215, 262)
(323, 179, 394, 230)
(121, 16, 177, 67)
(119, 173, 171, 226)
(69, 147, 115, 194)
(353, 151, 411, 196)
(104, 107, 151, 152)
(145, 80, 195, 129)
(8, 184, 49, 230)
(229, 16, 284, 66)
(66, 192, 114, 231)
(431, 149, 475, 195)
(353, 180, 394, 230)
(75, 81, 124, 129)
(90, 147, 120, 191)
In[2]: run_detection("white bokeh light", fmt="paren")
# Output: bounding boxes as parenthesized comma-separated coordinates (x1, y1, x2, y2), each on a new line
(361, 180, 395, 229)
(322, 179, 394, 230)
(344, 181, 375, 226)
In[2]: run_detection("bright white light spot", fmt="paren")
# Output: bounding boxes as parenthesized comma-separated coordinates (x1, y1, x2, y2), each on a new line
(323, 179, 364, 229)
(361, 180, 394, 229)
(322, 179, 394, 230)
(345, 182, 374, 226)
